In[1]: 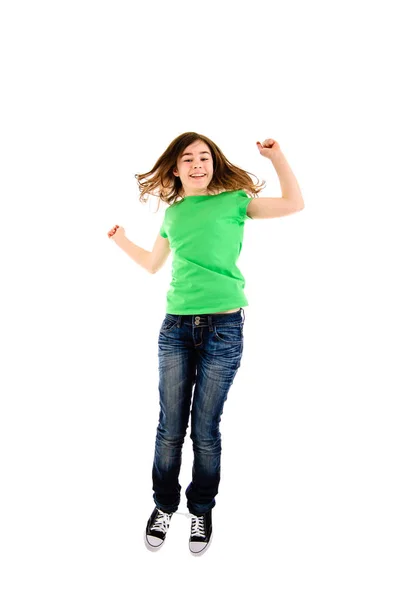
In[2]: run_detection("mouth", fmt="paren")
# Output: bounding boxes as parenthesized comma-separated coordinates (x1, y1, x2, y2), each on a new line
(190, 174, 206, 179)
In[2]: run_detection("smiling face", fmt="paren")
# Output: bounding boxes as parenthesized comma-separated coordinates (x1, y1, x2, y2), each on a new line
(173, 139, 214, 197)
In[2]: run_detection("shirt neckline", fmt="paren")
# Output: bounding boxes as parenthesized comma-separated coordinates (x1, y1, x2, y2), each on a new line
(181, 190, 231, 200)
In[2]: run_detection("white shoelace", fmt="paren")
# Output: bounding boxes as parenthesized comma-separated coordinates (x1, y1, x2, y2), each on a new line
(190, 515, 206, 538)
(150, 510, 172, 534)
(150, 510, 206, 538)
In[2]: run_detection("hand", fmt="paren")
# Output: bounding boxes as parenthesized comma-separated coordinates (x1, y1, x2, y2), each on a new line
(107, 224, 126, 241)
(256, 138, 282, 160)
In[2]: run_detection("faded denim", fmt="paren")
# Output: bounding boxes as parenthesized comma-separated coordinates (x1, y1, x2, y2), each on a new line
(152, 308, 245, 516)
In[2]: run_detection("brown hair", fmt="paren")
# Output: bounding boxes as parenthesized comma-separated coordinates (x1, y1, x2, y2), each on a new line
(135, 132, 266, 211)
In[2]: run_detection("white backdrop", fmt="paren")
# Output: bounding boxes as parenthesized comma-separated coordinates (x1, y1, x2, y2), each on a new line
(1, 0, 397, 598)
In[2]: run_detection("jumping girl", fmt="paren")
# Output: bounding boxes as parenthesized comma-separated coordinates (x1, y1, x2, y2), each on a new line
(107, 132, 304, 556)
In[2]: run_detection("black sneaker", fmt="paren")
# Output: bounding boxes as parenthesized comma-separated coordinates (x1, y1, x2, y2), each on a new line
(144, 507, 173, 552)
(189, 510, 213, 556)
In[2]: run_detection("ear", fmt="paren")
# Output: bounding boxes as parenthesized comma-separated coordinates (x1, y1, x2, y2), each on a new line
(173, 167, 179, 177)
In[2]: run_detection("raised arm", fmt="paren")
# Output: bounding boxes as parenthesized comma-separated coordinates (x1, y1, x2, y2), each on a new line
(108, 225, 170, 274)
(249, 139, 304, 218)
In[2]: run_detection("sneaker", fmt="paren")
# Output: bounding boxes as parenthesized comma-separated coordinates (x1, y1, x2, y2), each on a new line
(189, 510, 213, 556)
(144, 507, 173, 552)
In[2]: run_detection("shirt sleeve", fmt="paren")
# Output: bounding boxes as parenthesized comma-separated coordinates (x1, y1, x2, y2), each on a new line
(237, 190, 253, 220)
(159, 215, 168, 238)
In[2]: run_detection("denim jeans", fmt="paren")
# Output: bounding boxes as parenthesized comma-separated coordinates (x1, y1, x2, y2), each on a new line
(152, 308, 245, 516)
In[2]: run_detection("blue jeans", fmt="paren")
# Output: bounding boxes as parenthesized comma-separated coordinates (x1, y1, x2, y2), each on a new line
(152, 308, 245, 516)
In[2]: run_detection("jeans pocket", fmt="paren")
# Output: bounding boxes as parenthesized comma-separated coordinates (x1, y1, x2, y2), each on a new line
(160, 315, 179, 332)
(213, 323, 243, 345)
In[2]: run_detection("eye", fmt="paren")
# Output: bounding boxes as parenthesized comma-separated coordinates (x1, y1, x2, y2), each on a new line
(184, 158, 209, 162)
(183, 157, 209, 162)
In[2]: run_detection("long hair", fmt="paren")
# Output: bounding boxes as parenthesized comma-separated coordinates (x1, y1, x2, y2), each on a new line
(135, 132, 266, 211)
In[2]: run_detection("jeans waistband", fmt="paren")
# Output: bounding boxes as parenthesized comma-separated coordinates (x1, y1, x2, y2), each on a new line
(166, 308, 245, 329)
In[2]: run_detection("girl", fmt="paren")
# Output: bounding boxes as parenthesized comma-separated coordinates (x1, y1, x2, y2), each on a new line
(107, 132, 304, 556)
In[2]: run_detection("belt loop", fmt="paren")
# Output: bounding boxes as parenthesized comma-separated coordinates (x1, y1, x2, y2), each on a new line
(208, 314, 213, 332)
(177, 315, 182, 328)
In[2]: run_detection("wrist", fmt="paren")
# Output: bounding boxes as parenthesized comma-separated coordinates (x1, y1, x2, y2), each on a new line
(270, 150, 286, 164)
(114, 233, 127, 246)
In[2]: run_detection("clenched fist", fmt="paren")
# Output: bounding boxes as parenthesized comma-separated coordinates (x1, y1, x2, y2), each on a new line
(107, 224, 126, 241)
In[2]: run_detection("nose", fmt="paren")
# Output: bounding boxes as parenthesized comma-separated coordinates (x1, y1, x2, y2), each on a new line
(192, 159, 205, 172)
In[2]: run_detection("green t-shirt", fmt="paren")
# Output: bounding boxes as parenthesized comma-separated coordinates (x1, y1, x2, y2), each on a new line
(159, 189, 253, 314)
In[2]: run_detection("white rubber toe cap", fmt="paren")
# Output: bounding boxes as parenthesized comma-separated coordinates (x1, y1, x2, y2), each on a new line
(189, 534, 212, 556)
(145, 534, 164, 551)
(190, 541, 207, 553)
